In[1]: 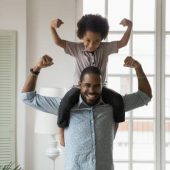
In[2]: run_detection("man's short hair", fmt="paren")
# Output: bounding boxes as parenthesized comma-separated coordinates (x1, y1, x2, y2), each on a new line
(80, 66, 102, 82)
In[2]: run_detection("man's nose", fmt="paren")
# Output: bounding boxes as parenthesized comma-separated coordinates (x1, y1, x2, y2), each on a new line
(88, 86, 95, 93)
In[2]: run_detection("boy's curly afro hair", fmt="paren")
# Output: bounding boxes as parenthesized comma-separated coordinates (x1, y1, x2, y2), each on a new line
(77, 14, 109, 40)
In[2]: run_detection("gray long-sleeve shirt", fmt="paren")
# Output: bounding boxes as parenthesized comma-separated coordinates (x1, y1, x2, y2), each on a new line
(21, 90, 151, 170)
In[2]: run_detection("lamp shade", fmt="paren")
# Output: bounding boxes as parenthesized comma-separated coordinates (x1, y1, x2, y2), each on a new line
(34, 87, 66, 135)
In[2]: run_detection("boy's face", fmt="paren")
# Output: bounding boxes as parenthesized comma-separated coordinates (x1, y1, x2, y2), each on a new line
(82, 31, 102, 52)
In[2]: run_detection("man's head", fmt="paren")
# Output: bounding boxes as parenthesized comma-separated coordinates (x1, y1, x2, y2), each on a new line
(79, 66, 103, 106)
(77, 14, 109, 52)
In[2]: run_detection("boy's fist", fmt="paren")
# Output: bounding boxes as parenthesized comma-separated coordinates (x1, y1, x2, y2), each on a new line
(120, 18, 132, 27)
(50, 19, 64, 29)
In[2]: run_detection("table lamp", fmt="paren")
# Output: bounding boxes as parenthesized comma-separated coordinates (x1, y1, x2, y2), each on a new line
(34, 87, 66, 170)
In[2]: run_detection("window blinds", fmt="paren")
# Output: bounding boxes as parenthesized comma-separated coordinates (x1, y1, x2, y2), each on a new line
(0, 30, 16, 166)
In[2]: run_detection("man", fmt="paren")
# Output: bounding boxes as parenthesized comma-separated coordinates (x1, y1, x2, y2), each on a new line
(21, 55, 152, 170)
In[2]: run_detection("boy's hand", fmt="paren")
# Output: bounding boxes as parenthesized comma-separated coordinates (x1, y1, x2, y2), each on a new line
(36, 55, 54, 69)
(124, 56, 141, 69)
(120, 18, 133, 27)
(50, 19, 64, 29)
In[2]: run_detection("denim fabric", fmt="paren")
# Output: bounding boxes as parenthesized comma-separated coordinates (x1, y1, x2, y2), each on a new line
(21, 90, 151, 170)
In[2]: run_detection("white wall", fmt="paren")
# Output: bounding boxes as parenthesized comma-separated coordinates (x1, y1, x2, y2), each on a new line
(26, 0, 76, 170)
(0, 0, 77, 169)
(0, 0, 27, 168)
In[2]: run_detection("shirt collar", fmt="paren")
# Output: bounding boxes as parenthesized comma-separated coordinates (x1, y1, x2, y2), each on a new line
(81, 45, 100, 52)
(80, 41, 102, 52)
(81, 48, 94, 53)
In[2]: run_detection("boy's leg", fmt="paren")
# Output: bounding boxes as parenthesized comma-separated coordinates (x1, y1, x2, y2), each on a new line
(102, 86, 125, 123)
(58, 128, 65, 146)
(57, 87, 80, 128)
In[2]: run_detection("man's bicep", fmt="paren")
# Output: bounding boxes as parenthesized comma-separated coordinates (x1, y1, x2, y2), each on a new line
(123, 91, 151, 112)
(21, 92, 60, 115)
(34, 94, 60, 114)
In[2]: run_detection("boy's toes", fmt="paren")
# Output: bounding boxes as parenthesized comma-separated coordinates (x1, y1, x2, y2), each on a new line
(60, 139, 65, 146)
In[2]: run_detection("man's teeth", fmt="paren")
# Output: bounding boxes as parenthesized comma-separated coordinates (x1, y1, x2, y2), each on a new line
(87, 94, 96, 98)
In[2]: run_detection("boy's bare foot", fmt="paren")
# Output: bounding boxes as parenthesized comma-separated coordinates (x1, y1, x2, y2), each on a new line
(59, 135, 65, 146)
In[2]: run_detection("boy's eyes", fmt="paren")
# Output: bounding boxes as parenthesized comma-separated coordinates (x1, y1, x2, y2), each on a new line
(95, 40, 100, 43)
(86, 39, 100, 44)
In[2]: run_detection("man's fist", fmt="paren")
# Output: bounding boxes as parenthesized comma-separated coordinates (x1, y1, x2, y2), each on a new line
(36, 55, 54, 69)
(50, 18, 64, 29)
(124, 56, 140, 69)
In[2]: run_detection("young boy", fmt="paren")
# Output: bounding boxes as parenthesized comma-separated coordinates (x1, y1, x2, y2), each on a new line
(50, 14, 132, 146)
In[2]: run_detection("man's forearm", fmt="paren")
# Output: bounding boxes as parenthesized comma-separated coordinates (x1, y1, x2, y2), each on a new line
(135, 65, 152, 98)
(22, 66, 41, 92)
(22, 55, 53, 92)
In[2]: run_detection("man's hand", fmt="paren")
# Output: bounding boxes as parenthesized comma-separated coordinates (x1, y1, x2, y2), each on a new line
(124, 56, 152, 98)
(120, 18, 132, 27)
(123, 56, 141, 69)
(35, 55, 54, 69)
(50, 18, 64, 29)
(22, 55, 54, 92)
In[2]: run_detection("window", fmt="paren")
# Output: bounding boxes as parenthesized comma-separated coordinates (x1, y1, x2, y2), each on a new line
(81, 0, 169, 169)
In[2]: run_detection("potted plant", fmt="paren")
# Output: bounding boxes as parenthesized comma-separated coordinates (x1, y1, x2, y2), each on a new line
(0, 162, 23, 170)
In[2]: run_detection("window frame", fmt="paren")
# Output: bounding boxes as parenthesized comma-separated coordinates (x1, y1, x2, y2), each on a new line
(76, 0, 168, 169)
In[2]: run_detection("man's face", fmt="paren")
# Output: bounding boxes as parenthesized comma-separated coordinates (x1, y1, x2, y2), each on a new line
(79, 73, 102, 106)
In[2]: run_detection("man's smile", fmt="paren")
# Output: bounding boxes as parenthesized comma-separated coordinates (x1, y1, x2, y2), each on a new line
(86, 93, 98, 100)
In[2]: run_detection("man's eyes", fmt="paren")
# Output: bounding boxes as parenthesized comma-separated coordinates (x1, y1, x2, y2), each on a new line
(84, 84, 101, 89)
(84, 83, 91, 87)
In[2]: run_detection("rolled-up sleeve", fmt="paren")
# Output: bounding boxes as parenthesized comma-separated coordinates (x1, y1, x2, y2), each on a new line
(64, 41, 83, 58)
(123, 90, 151, 112)
(103, 41, 119, 56)
(20, 91, 61, 115)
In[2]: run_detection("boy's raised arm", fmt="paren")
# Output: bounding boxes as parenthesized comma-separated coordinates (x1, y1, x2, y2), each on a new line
(50, 18, 66, 49)
(117, 18, 133, 49)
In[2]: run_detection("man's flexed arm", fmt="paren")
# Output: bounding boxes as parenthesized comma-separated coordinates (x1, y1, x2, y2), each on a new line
(50, 18, 66, 49)
(22, 55, 54, 92)
(124, 56, 152, 98)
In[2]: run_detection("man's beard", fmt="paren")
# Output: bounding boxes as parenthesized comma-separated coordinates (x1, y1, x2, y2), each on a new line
(81, 94, 100, 106)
